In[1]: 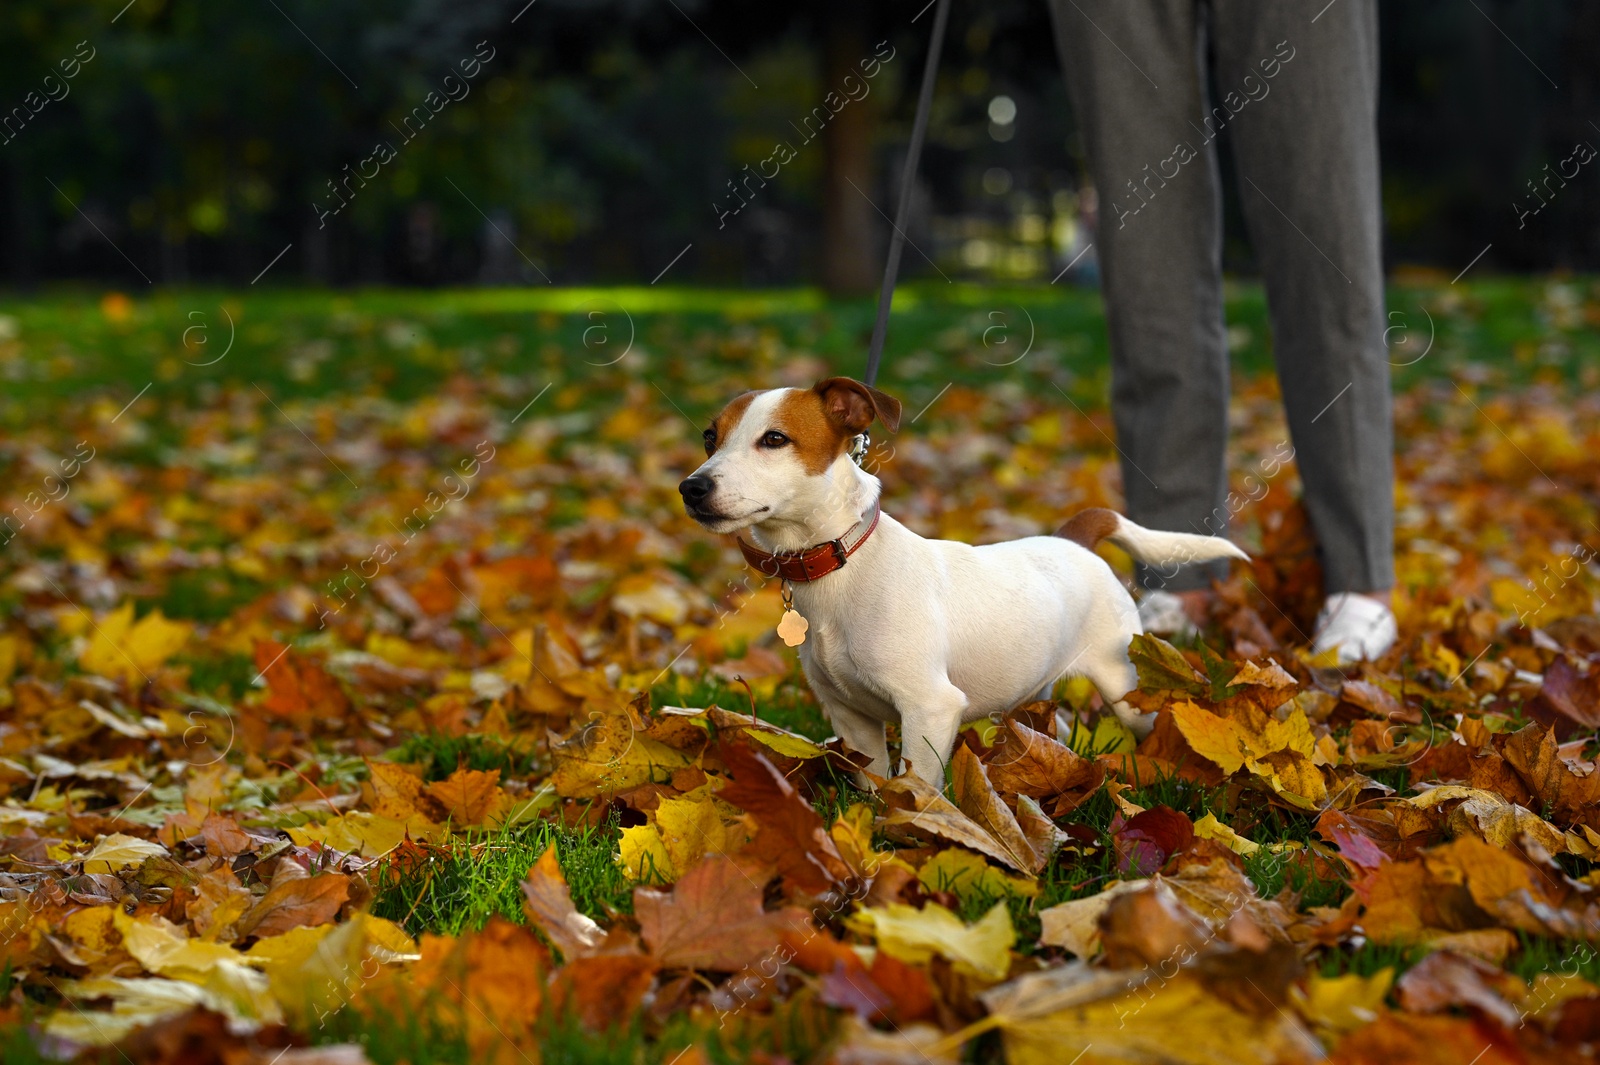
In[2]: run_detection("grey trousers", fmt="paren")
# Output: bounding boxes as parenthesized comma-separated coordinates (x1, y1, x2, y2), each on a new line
(1048, 0, 1395, 593)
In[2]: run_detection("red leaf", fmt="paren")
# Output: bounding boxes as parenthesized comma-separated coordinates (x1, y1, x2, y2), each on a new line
(1112, 806, 1194, 876)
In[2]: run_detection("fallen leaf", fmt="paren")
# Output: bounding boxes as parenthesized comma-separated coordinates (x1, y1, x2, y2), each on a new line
(949, 744, 1041, 873)
(979, 963, 1322, 1065)
(846, 901, 1014, 982)
(423, 766, 503, 825)
(717, 740, 850, 894)
(521, 845, 605, 959)
(81, 833, 169, 874)
(81, 603, 192, 684)
(878, 771, 1033, 874)
(634, 855, 809, 971)
(236, 874, 350, 939)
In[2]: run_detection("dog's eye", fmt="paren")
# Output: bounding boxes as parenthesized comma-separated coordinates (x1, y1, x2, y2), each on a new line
(702, 428, 717, 455)
(760, 430, 790, 448)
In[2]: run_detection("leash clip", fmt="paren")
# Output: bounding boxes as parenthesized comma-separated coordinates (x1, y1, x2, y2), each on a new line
(848, 431, 870, 469)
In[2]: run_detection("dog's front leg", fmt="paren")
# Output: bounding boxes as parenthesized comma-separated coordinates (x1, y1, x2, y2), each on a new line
(823, 703, 890, 787)
(898, 682, 969, 790)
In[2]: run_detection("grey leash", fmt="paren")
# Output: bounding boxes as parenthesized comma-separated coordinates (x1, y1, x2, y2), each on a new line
(862, 0, 953, 390)
(852, 0, 952, 469)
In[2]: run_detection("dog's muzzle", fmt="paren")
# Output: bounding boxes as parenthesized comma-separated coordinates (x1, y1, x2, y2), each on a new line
(678, 475, 714, 510)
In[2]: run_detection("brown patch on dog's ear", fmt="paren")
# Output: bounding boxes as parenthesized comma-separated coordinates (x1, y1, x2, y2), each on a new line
(814, 377, 902, 434)
(1056, 507, 1121, 550)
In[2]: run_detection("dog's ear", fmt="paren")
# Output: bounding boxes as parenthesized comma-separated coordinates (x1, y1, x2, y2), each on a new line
(814, 377, 902, 434)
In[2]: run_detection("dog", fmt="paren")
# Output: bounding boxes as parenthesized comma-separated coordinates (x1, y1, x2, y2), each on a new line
(679, 377, 1248, 787)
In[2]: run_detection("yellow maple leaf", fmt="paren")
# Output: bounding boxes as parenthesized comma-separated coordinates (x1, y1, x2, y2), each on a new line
(846, 901, 1015, 982)
(80, 602, 192, 684)
(655, 795, 740, 873)
(618, 823, 674, 882)
(288, 810, 443, 855)
(918, 849, 1039, 903)
(1291, 969, 1393, 1037)
(1171, 700, 1329, 804)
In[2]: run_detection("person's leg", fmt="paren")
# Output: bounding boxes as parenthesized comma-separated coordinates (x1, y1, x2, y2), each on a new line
(1046, 0, 1230, 590)
(1210, 0, 1395, 597)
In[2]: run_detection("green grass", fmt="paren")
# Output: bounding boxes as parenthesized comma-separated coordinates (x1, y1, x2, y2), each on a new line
(312, 982, 826, 1065)
(369, 817, 631, 939)
(1506, 933, 1600, 984)
(1317, 940, 1426, 980)
(178, 651, 258, 699)
(387, 731, 542, 783)
(1243, 845, 1348, 910)
(315, 1000, 684, 1065)
(143, 567, 268, 622)
(0, 278, 1584, 431)
(652, 673, 831, 741)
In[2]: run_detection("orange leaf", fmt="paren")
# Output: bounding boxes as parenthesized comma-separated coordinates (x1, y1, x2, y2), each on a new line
(236, 874, 350, 938)
(424, 767, 502, 826)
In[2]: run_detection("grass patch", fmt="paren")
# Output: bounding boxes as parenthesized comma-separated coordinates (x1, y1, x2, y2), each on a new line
(386, 732, 541, 783)
(144, 567, 267, 622)
(1317, 940, 1426, 980)
(1243, 846, 1349, 910)
(653, 673, 831, 741)
(369, 817, 630, 938)
(179, 652, 258, 699)
(1506, 933, 1600, 984)
(315, 1000, 675, 1065)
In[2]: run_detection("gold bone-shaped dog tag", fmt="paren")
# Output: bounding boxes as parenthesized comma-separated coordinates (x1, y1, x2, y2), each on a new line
(776, 609, 809, 647)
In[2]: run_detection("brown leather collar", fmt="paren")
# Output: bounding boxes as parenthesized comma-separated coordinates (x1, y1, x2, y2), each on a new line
(737, 503, 881, 582)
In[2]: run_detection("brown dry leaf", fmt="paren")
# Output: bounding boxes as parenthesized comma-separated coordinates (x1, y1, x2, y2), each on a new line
(1395, 950, 1525, 1029)
(424, 766, 503, 825)
(186, 864, 253, 941)
(521, 845, 605, 959)
(878, 770, 1033, 874)
(548, 700, 696, 800)
(979, 963, 1322, 1065)
(236, 874, 350, 939)
(1536, 654, 1600, 731)
(364, 758, 426, 820)
(634, 854, 809, 971)
(403, 916, 548, 1056)
(1327, 1013, 1525, 1065)
(1097, 881, 1211, 970)
(547, 952, 658, 1031)
(1503, 723, 1600, 830)
(949, 744, 1041, 874)
(197, 812, 253, 859)
(1406, 784, 1568, 853)
(982, 718, 1104, 813)
(716, 740, 851, 894)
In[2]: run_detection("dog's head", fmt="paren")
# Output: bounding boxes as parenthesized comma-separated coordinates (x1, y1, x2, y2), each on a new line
(678, 377, 901, 536)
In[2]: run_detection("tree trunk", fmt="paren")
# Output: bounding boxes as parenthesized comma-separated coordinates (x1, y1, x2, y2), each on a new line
(819, 7, 879, 296)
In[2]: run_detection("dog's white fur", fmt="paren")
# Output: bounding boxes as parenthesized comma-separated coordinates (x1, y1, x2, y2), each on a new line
(684, 385, 1248, 787)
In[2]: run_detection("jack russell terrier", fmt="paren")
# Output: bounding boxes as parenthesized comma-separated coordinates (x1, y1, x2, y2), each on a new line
(678, 378, 1248, 787)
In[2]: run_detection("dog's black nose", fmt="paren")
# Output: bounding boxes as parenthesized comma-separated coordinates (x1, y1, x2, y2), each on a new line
(678, 475, 714, 504)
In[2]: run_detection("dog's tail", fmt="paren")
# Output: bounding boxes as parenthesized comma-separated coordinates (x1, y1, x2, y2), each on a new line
(1056, 507, 1249, 567)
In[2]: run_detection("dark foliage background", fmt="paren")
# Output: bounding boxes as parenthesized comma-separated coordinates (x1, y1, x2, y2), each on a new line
(0, 0, 1592, 288)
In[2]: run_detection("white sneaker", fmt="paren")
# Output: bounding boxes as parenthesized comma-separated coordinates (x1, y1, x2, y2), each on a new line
(1311, 592, 1397, 665)
(1137, 589, 1197, 638)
